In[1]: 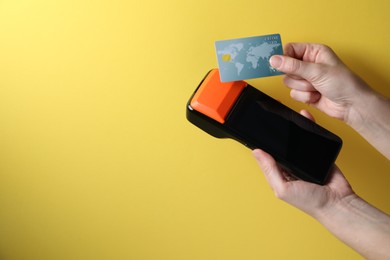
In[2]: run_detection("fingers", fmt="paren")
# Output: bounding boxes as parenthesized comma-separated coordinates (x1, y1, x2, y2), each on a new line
(283, 74, 322, 104)
(283, 75, 316, 92)
(283, 43, 310, 60)
(284, 43, 341, 65)
(299, 109, 316, 122)
(270, 43, 342, 82)
(290, 89, 321, 104)
(270, 55, 323, 82)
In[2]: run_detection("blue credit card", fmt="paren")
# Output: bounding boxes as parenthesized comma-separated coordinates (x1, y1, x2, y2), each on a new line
(215, 34, 284, 82)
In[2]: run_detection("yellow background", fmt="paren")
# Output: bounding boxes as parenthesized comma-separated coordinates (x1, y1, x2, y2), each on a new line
(0, 0, 389, 259)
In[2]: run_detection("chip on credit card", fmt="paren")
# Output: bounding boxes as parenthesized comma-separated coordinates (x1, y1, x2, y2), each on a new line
(215, 34, 284, 82)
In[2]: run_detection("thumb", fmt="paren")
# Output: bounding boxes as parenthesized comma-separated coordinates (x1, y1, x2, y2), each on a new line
(252, 149, 285, 192)
(270, 55, 323, 81)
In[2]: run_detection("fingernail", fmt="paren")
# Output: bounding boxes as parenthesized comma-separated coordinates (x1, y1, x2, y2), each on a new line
(270, 56, 282, 69)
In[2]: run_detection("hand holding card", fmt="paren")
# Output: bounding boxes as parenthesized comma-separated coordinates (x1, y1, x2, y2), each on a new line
(215, 34, 284, 82)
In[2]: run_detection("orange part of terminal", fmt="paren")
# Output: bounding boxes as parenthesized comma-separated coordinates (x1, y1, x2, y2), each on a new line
(190, 69, 247, 124)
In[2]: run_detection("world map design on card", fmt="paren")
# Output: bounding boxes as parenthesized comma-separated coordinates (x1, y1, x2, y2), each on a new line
(215, 34, 284, 82)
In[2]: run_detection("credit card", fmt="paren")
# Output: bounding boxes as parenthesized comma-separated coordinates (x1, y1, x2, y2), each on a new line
(215, 34, 284, 82)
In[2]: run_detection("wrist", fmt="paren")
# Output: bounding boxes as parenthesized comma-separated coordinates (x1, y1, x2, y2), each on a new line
(344, 84, 378, 129)
(314, 192, 390, 259)
(346, 87, 390, 159)
(314, 193, 361, 225)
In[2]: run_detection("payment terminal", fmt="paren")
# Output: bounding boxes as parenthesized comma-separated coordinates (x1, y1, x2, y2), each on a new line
(186, 69, 342, 185)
